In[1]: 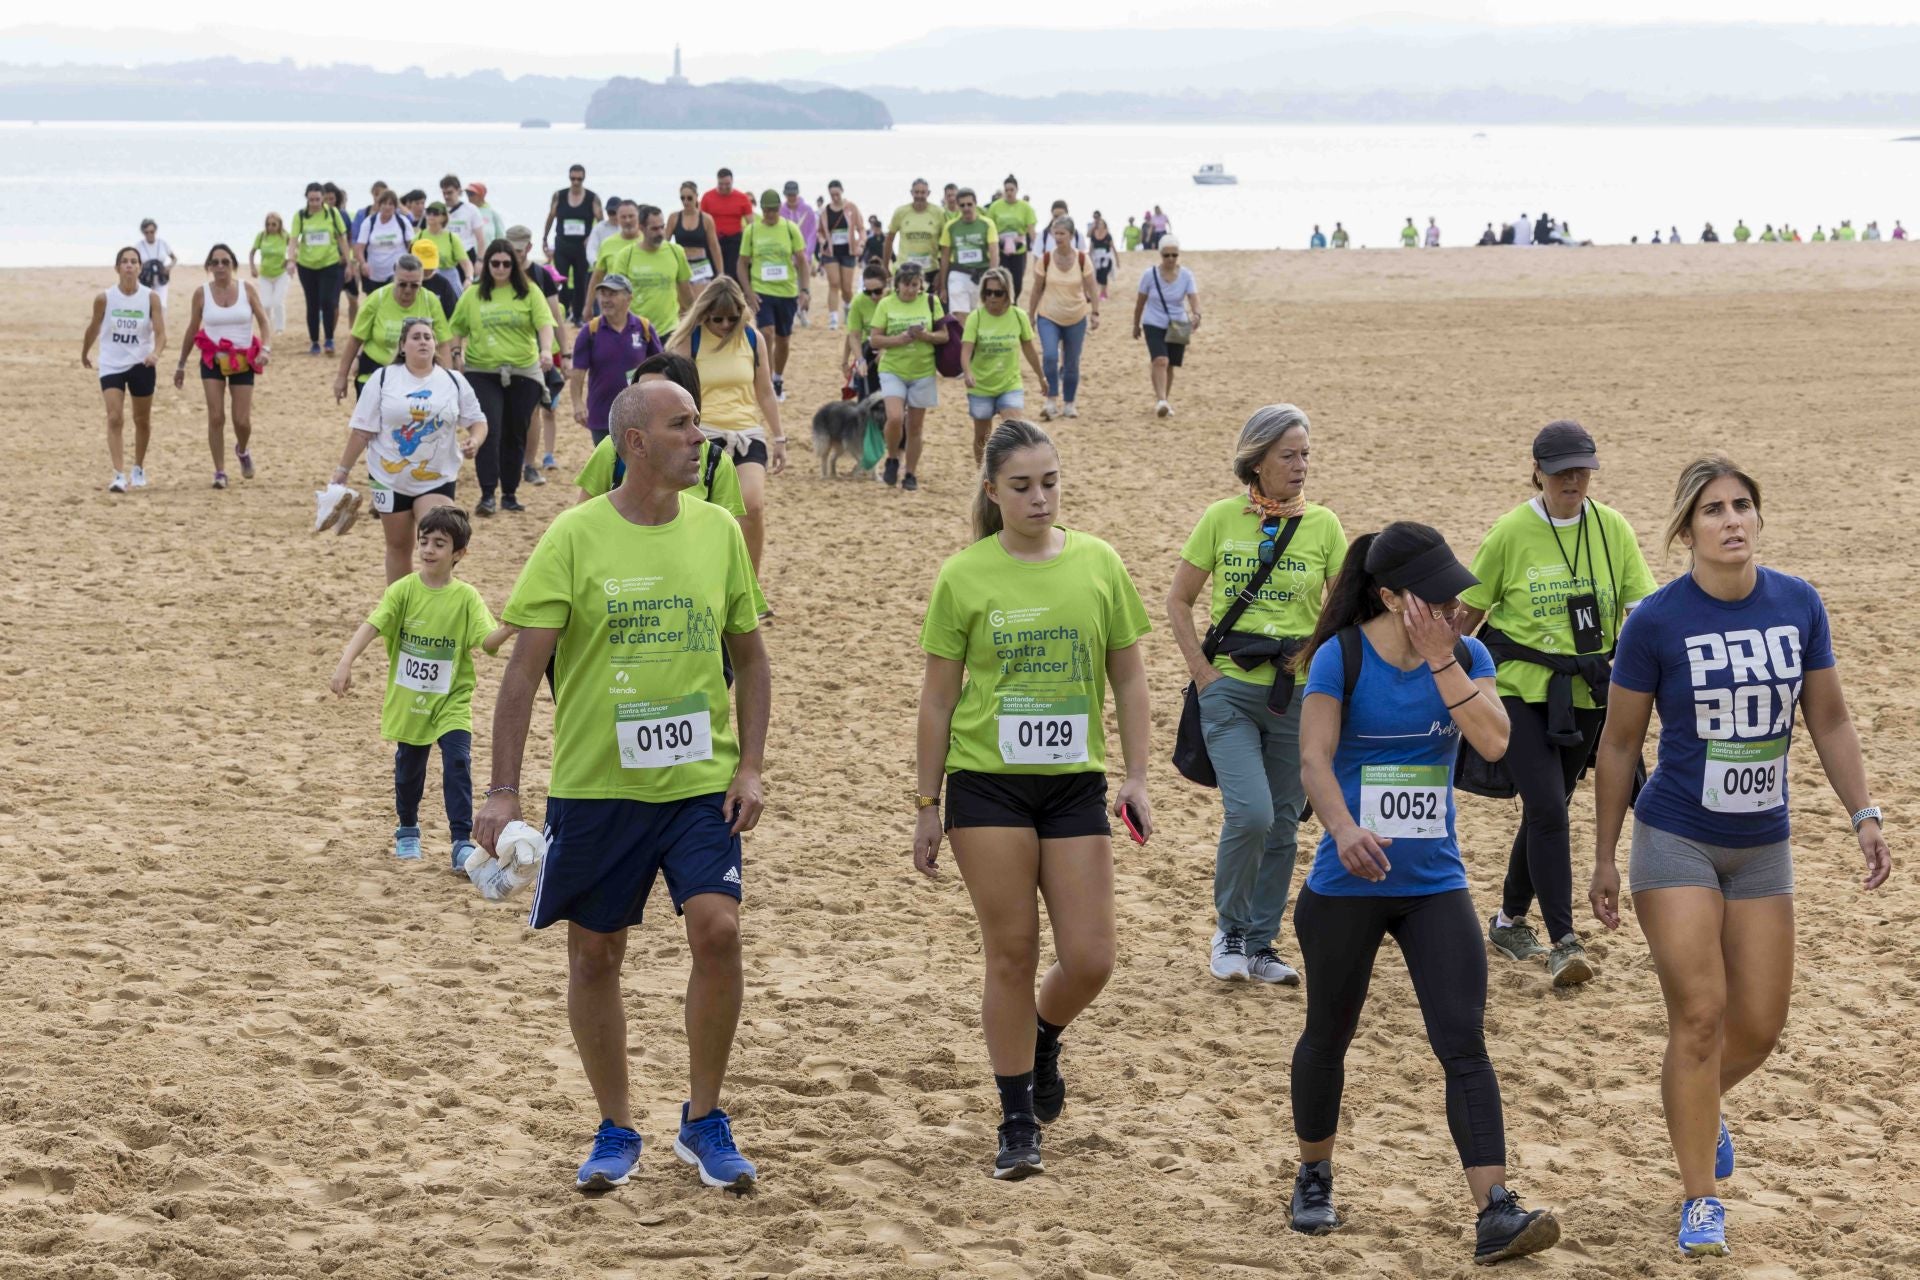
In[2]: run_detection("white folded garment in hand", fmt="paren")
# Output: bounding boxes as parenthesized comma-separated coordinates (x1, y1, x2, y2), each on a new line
(313, 483, 361, 536)
(496, 820, 548, 867)
(463, 821, 548, 902)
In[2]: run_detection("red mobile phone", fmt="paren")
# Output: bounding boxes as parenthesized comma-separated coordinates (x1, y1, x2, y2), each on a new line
(1121, 803, 1148, 846)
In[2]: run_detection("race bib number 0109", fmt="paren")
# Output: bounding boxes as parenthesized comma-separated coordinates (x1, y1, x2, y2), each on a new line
(997, 694, 1090, 765)
(616, 694, 713, 769)
(1358, 764, 1449, 839)
(394, 643, 453, 694)
(1702, 737, 1786, 812)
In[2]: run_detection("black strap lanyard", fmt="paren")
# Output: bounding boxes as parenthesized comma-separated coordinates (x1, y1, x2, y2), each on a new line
(1543, 498, 1590, 594)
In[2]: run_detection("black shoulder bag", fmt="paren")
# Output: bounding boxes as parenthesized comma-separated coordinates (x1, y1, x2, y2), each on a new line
(1173, 516, 1300, 787)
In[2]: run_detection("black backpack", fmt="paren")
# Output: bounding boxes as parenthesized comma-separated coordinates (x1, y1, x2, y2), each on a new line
(1334, 625, 1514, 800)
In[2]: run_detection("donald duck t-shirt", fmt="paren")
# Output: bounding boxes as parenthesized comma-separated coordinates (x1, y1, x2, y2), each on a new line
(348, 365, 486, 510)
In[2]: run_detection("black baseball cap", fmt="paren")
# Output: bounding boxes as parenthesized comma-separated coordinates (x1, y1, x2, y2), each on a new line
(1366, 522, 1480, 602)
(1533, 419, 1600, 473)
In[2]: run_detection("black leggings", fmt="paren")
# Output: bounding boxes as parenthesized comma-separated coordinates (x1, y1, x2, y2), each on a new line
(1500, 697, 1606, 942)
(1292, 886, 1505, 1169)
(470, 372, 543, 500)
(297, 262, 343, 343)
(1004, 252, 1026, 301)
(554, 240, 590, 321)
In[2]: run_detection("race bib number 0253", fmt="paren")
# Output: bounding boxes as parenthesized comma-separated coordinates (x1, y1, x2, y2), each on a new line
(997, 694, 1089, 765)
(1358, 764, 1448, 839)
(394, 643, 453, 695)
(616, 695, 713, 769)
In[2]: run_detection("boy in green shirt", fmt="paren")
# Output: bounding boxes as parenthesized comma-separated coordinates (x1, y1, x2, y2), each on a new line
(330, 506, 497, 866)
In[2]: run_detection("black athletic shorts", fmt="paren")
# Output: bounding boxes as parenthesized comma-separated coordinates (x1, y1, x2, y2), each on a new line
(1142, 324, 1186, 367)
(100, 366, 157, 396)
(200, 362, 256, 386)
(376, 480, 457, 515)
(756, 294, 798, 337)
(944, 770, 1111, 839)
(831, 250, 857, 268)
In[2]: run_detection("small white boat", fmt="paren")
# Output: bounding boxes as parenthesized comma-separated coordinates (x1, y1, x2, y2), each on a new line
(1192, 163, 1237, 186)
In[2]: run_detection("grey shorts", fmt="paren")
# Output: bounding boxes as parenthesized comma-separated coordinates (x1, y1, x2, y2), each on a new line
(1629, 818, 1794, 900)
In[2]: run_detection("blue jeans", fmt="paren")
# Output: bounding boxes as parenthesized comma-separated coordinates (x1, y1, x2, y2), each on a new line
(1036, 316, 1086, 404)
(394, 729, 473, 842)
(1198, 674, 1305, 953)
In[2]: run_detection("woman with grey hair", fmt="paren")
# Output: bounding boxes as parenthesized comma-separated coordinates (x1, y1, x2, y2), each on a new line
(1167, 404, 1348, 983)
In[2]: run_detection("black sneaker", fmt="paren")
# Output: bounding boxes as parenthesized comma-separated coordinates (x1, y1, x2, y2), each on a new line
(1473, 1185, 1560, 1265)
(882, 457, 900, 487)
(1033, 1037, 1065, 1124)
(902, 472, 919, 492)
(1290, 1160, 1339, 1235)
(992, 1115, 1044, 1181)
(475, 496, 496, 517)
(501, 496, 527, 513)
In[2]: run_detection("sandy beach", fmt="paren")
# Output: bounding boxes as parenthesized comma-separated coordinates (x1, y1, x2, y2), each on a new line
(3, 243, 1916, 1279)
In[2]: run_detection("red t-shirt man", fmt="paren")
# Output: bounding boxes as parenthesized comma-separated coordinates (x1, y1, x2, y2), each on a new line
(701, 169, 756, 281)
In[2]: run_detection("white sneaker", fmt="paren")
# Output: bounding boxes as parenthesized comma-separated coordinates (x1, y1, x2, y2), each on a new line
(1247, 948, 1301, 986)
(828, 311, 841, 330)
(1210, 929, 1249, 981)
(1155, 399, 1172, 418)
(130, 465, 148, 489)
(108, 472, 127, 494)
(1062, 404, 1079, 419)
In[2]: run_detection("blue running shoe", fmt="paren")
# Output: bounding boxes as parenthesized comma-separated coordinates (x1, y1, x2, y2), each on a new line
(393, 825, 422, 860)
(1715, 1117, 1735, 1180)
(451, 838, 477, 876)
(1678, 1196, 1729, 1258)
(575, 1118, 642, 1192)
(674, 1103, 757, 1191)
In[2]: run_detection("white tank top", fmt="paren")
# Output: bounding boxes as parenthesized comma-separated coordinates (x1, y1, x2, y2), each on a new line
(97, 284, 154, 375)
(201, 281, 254, 349)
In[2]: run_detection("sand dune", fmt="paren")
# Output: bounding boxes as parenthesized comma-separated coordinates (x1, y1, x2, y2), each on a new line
(3, 244, 1916, 1279)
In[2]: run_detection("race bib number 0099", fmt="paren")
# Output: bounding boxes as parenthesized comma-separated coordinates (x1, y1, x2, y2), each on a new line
(997, 694, 1089, 765)
(1358, 764, 1449, 839)
(615, 694, 713, 769)
(1702, 738, 1786, 812)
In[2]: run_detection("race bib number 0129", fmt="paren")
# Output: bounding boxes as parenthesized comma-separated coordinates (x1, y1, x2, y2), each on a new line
(997, 694, 1089, 765)
(1358, 764, 1449, 839)
(1702, 737, 1786, 812)
(616, 694, 713, 769)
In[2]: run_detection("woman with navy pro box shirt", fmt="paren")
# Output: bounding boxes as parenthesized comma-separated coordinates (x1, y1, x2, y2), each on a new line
(1288, 522, 1561, 1266)
(1589, 457, 1891, 1260)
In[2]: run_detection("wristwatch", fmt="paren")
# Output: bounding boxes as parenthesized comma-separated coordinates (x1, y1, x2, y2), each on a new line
(1851, 806, 1883, 831)
(913, 792, 940, 810)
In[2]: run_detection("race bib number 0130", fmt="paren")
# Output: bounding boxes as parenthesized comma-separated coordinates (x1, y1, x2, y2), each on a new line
(394, 642, 453, 694)
(1358, 764, 1449, 839)
(616, 694, 713, 769)
(997, 694, 1089, 765)
(1702, 737, 1786, 812)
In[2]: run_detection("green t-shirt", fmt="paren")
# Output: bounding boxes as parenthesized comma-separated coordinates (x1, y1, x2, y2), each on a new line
(1733, 225, 1751, 242)
(961, 306, 1033, 396)
(872, 293, 945, 381)
(416, 230, 466, 272)
(984, 198, 1037, 256)
(367, 575, 496, 745)
(741, 217, 806, 299)
(502, 496, 760, 802)
(1401, 224, 1418, 245)
(574, 437, 745, 519)
(1178, 500, 1349, 686)
(920, 529, 1151, 776)
(596, 239, 691, 334)
(253, 230, 289, 278)
(291, 207, 348, 270)
(939, 215, 998, 278)
(1459, 499, 1657, 707)
(351, 284, 450, 372)
(1123, 225, 1142, 251)
(449, 282, 551, 369)
(888, 204, 946, 268)
(847, 290, 883, 342)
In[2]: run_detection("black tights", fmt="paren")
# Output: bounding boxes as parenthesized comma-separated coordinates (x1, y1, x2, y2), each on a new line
(554, 240, 590, 322)
(470, 372, 542, 501)
(297, 262, 342, 343)
(1291, 886, 1505, 1168)
(1500, 697, 1606, 942)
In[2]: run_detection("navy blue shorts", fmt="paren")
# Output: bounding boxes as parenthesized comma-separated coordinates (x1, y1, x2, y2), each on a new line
(527, 794, 742, 933)
(755, 294, 798, 336)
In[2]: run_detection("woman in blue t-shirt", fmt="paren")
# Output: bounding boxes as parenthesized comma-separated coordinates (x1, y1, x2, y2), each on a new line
(1590, 457, 1891, 1259)
(1290, 522, 1561, 1265)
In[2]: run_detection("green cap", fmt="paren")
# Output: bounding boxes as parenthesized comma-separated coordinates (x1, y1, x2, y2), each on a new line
(760, 189, 780, 207)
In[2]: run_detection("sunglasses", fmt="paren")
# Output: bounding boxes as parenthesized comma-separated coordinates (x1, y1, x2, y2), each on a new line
(709, 313, 741, 326)
(1258, 516, 1285, 565)
(488, 258, 514, 268)
(981, 289, 1007, 299)
(208, 258, 234, 267)
(1161, 252, 1180, 259)
(863, 287, 884, 297)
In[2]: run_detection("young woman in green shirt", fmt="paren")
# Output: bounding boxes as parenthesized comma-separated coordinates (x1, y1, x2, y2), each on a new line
(249, 212, 290, 334)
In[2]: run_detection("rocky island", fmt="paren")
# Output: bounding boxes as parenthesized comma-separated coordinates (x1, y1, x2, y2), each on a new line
(585, 77, 891, 131)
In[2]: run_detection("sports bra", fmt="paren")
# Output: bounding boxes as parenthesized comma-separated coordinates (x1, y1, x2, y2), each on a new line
(672, 209, 708, 256)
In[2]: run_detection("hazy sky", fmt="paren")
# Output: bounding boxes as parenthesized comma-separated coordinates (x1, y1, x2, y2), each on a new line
(13, 6, 1920, 69)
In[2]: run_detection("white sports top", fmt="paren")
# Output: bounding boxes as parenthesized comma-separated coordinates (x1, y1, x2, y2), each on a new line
(200, 281, 254, 349)
(97, 284, 154, 375)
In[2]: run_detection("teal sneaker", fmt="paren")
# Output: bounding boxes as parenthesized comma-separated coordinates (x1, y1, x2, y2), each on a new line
(393, 826, 422, 860)
(1678, 1196, 1729, 1257)
(451, 838, 478, 876)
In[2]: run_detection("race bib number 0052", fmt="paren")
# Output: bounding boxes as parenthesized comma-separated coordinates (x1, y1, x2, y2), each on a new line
(616, 694, 713, 769)
(997, 694, 1089, 765)
(1702, 737, 1786, 813)
(1358, 764, 1449, 839)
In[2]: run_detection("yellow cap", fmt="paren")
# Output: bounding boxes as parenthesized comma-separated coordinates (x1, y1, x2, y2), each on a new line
(411, 238, 440, 270)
